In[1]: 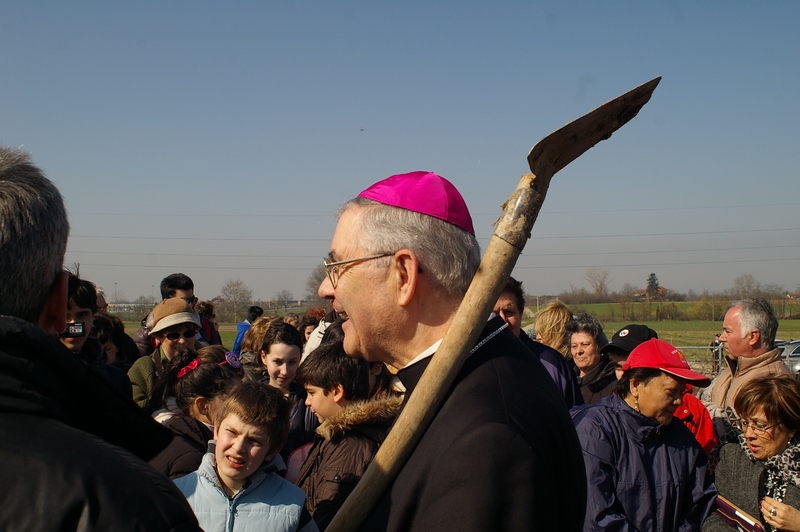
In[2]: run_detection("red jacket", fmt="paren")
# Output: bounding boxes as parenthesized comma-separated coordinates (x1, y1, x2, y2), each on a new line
(675, 390, 718, 454)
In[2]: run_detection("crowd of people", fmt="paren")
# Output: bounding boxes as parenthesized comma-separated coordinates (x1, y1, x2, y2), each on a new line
(3, 147, 800, 531)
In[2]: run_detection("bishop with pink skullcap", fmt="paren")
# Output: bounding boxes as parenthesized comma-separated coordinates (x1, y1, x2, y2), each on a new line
(317, 168, 585, 532)
(357, 170, 475, 235)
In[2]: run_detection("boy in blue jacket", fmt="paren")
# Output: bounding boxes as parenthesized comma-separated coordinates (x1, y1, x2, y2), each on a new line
(174, 381, 318, 532)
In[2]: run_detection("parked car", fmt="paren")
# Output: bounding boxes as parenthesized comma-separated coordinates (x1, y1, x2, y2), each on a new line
(776, 340, 800, 378)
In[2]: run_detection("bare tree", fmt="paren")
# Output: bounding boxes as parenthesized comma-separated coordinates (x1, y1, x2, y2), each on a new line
(733, 273, 761, 299)
(585, 268, 611, 299)
(275, 289, 294, 311)
(305, 263, 327, 302)
(219, 278, 253, 322)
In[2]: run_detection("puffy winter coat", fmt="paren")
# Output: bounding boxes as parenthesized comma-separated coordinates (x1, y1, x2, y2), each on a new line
(296, 395, 402, 529)
(174, 450, 318, 532)
(710, 348, 792, 410)
(572, 393, 717, 531)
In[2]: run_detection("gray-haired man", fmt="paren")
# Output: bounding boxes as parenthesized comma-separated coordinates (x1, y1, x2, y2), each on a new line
(0, 146, 200, 531)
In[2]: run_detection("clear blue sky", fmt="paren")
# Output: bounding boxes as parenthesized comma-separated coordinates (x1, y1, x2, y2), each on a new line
(2, 2, 798, 302)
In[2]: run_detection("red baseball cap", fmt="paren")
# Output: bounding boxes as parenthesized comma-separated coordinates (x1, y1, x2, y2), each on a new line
(622, 338, 711, 387)
(358, 171, 475, 235)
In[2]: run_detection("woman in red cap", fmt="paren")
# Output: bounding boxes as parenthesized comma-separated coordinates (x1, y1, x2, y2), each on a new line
(572, 338, 718, 531)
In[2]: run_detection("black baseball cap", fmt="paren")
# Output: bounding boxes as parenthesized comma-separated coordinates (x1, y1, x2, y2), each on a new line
(600, 324, 658, 355)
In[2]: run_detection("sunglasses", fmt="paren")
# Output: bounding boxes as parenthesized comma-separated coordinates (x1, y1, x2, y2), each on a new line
(165, 330, 196, 341)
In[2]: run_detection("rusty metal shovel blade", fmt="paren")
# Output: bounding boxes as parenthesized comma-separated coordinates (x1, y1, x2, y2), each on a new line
(326, 76, 661, 532)
(528, 76, 661, 180)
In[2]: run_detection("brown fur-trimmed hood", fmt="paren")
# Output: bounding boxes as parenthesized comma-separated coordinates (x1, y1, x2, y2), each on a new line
(316, 394, 403, 442)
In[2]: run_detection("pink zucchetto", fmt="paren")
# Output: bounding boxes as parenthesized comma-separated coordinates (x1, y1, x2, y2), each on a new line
(357, 171, 475, 235)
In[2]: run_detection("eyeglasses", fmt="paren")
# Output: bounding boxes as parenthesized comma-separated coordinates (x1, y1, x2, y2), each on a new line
(182, 296, 198, 305)
(737, 418, 780, 437)
(165, 330, 196, 341)
(323, 252, 394, 288)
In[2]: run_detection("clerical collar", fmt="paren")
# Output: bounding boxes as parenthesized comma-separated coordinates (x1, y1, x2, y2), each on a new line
(403, 339, 443, 369)
(401, 313, 507, 370)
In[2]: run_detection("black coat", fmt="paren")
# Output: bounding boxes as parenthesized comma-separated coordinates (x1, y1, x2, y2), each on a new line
(0, 316, 200, 531)
(149, 414, 214, 480)
(360, 317, 587, 531)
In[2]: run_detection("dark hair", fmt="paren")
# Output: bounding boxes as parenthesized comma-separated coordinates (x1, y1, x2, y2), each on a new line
(321, 319, 346, 344)
(196, 300, 215, 319)
(615, 367, 665, 398)
(91, 314, 125, 347)
(247, 306, 264, 322)
(67, 272, 98, 314)
(256, 321, 303, 369)
(565, 312, 608, 349)
(160, 273, 194, 300)
(734, 377, 800, 433)
(502, 276, 525, 316)
(296, 340, 369, 401)
(215, 381, 291, 457)
(298, 315, 320, 333)
(369, 362, 398, 399)
(154, 346, 239, 416)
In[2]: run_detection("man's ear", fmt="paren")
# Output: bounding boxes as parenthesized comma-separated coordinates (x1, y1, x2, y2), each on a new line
(391, 250, 419, 307)
(332, 384, 346, 404)
(748, 330, 761, 348)
(37, 271, 68, 334)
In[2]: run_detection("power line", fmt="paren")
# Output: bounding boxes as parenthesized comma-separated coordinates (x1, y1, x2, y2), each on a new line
(69, 227, 800, 242)
(514, 256, 800, 269)
(66, 243, 800, 260)
(70, 256, 800, 272)
(69, 202, 800, 218)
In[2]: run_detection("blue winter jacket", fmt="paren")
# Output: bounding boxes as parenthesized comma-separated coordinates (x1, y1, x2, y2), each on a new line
(174, 450, 318, 532)
(572, 393, 717, 531)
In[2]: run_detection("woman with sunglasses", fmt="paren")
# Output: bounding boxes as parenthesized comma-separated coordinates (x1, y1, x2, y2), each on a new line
(148, 346, 241, 479)
(704, 377, 800, 532)
(128, 298, 201, 408)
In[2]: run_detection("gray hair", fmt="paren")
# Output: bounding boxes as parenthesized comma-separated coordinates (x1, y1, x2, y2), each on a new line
(731, 297, 778, 349)
(339, 197, 481, 299)
(565, 311, 608, 349)
(0, 147, 69, 322)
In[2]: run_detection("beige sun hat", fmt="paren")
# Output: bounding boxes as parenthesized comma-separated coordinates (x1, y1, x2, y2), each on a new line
(149, 298, 201, 335)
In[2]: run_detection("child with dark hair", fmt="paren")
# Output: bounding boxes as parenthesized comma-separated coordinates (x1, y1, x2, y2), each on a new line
(149, 347, 241, 479)
(91, 313, 133, 372)
(294, 340, 402, 530)
(257, 320, 318, 462)
(174, 381, 318, 531)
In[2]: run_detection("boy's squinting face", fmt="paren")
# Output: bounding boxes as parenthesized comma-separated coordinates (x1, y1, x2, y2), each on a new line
(213, 413, 274, 495)
(261, 343, 301, 392)
(305, 385, 341, 423)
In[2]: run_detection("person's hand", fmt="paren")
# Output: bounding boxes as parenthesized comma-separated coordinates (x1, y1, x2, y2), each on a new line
(761, 496, 800, 531)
